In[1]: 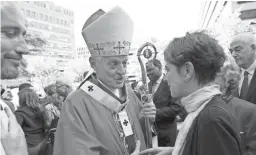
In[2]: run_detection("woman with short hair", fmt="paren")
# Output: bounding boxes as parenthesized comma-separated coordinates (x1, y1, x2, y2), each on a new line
(140, 31, 242, 155)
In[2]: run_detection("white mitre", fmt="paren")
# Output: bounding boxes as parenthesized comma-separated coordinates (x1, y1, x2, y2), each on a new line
(82, 6, 134, 57)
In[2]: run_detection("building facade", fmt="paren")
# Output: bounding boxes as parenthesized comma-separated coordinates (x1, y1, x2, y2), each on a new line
(199, 1, 232, 29)
(76, 46, 90, 59)
(16, 1, 75, 58)
(200, 1, 256, 29)
(232, 1, 256, 28)
(15, 1, 75, 71)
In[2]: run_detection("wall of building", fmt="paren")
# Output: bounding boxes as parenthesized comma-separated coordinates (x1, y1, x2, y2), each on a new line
(16, 1, 75, 58)
(200, 1, 256, 30)
(232, 1, 256, 29)
(199, 1, 232, 29)
(76, 46, 90, 59)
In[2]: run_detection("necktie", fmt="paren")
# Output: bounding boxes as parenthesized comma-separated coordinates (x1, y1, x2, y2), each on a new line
(240, 71, 249, 99)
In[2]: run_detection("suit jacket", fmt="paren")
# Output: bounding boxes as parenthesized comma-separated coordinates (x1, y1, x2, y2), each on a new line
(182, 95, 242, 155)
(227, 97, 256, 155)
(148, 79, 181, 146)
(235, 68, 256, 104)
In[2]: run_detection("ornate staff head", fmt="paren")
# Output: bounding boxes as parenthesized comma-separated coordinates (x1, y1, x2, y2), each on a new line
(137, 42, 157, 103)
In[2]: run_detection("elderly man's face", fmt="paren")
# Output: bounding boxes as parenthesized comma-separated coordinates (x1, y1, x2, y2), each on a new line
(230, 38, 255, 69)
(1, 3, 28, 79)
(93, 55, 128, 90)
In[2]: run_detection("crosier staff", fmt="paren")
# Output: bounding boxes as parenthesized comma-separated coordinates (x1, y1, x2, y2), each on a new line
(137, 42, 157, 149)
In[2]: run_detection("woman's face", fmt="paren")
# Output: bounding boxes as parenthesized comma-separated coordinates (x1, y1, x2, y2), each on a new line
(164, 61, 185, 99)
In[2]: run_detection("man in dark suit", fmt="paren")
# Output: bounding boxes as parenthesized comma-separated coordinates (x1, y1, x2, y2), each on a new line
(146, 59, 181, 147)
(230, 32, 256, 104)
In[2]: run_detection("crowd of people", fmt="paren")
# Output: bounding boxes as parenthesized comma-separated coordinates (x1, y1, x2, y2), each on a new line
(1, 80, 73, 155)
(1, 2, 256, 155)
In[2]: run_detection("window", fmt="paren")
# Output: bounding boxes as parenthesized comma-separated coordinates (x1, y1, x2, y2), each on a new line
(45, 15, 48, 21)
(26, 10, 30, 16)
(56, 18, 59, 24)
(60, 20, 63, 25)
(237, 1, 254, 4)
(240, 9, 256, 20)
(44, 25, 48, 30)
(21, 9, 25, 16)
(40, 13, 43, 20)
(64, 21, 67, 26)
(32, 12, 35, 18)
(31, 21, 35, 27)
(50, 16, 52, 22)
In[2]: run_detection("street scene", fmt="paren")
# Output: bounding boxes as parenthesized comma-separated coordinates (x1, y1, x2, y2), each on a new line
(1, 1, 256, 155)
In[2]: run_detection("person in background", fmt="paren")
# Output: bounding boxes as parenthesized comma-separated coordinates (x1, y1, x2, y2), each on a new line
(19, 83, 33, 91)
(131, 81, 138, 90)
(230, 32, 256, 104)
(1, 2, 29, 155)
(44, 84, 62, 111)
(56, 80, 73, 102)
(214, 62, 256, 155)
(15, 87, 49, 155)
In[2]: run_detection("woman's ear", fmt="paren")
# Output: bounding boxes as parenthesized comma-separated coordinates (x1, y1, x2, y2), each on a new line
(183, 62, 195, 82)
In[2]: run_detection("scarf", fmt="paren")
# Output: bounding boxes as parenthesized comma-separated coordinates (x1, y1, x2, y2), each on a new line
(172, 84, 222, 155)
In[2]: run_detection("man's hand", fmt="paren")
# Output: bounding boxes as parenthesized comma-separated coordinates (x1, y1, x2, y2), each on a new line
(139, 147, 173, 155)
(139, 101, 156, 122)
(1, 107, 28, 155)
(131, 140, 141, 155)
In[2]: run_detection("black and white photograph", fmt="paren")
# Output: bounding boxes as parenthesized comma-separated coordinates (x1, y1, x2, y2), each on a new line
(0, 1, 256, 155)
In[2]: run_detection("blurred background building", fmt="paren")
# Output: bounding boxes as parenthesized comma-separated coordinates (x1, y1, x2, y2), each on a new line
(199, 1, 256, 29)
(16, 1, 75, 71)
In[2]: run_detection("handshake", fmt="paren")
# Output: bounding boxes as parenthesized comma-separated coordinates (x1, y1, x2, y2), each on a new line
(131, 141, 173, 155)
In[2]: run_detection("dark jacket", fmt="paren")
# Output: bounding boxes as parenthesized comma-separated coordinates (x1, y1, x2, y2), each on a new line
(235, 68, 256, 104)
(225, 96, 256, 155)
(182, 95, 242, 155)
(15, 105, 46, 148)
(148, 79, 181, 147)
